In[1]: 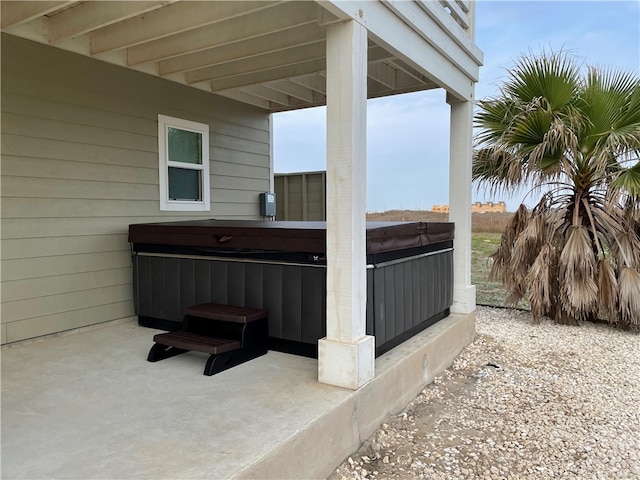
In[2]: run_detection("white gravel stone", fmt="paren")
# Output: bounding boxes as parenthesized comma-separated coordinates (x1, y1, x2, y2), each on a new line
(328, 306, 640, 480)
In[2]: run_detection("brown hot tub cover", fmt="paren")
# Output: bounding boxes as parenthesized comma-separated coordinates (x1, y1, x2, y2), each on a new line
(128, 220, 454, 255)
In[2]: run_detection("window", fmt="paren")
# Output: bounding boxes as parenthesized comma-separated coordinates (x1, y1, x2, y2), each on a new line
(158, 114, 210, 211)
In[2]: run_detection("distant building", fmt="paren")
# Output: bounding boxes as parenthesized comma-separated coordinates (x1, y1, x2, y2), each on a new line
(431, 201, 507, 214)
(472, 201, 507, 213)
(431, 204, 450, 213)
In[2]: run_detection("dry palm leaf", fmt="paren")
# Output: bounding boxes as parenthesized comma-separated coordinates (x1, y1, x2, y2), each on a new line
(618, 267, 640, 330)
(529, 243, 555, 322)
(559, 225, 598, 320)
(489, 205, 529, 285)
(611, 230, 640, 268)
(512, 213, 545, 272)
(491, 204, 531, 283)
(597, 258, 618, 324)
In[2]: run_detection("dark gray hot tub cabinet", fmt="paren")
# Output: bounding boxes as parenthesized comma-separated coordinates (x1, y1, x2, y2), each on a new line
(128, 220, 454, 358)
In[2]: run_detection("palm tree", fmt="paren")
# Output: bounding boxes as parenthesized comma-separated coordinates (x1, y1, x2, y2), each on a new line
(473, 51, 640, 329)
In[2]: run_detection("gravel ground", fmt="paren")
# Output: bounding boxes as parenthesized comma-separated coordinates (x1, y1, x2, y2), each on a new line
(329, 306, 640, 480)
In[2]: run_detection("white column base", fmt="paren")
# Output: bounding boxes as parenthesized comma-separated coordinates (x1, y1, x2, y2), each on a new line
(451, 284, 477, 315)
(318, 335, 375, 390)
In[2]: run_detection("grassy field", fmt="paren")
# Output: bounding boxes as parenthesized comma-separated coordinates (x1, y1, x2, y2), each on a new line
(366, 209, 514, 233)
(470, 232, 532, 308)
(366, 210, 529, 309)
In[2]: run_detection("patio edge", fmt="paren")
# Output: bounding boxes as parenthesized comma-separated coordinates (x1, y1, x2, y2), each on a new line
(232, 311, 476, 479)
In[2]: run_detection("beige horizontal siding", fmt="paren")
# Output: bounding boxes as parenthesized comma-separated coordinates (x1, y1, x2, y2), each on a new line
(2, 91, 158, 137)
(212, 160, 269, 179)
(210, 203, 265, 218)
(1, 34, 271, 343)
(2, 234, 128, 260)
(211, 148, 270, 168)
(5, 91, 270, 152)
(2, 268, 131, 302)
(2, 251, 133, 282)
(4, 302, 135, 344)
(2, 198, 166, 218)
(210, 176, 267, 192)
(3, 112, 158, 152)
(211, 133, 269, 156)
(3, 177, 159, 201)
(2, 134, 159, 169)
(2, 285, 132, 323)
(2, 215, 211, 239)
(3, 155, 157, 184)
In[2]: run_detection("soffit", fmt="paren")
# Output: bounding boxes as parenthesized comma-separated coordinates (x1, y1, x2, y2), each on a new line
(1, 0, 439, 113)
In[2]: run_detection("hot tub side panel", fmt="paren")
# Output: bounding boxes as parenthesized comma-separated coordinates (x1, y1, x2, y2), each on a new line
(133, 248, 453, 357)
(134, 255, 327, 354)
(370, 250, 453, 356)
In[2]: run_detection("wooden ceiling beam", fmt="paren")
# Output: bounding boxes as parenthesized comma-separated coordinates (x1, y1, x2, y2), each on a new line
(265, 80, 315, 103)
(290, 75, 326, 95)
(187, 42, 325, 84)
(368, 62, 398, 89)
(90, 1, 281, 55)
(125, 2, 317, 66)
(210, 59, 326, 92)
(238, 85, 291, 106)
(158, 24, 325, 76)
(47, 1, 172, 44)
(387, 58, 433, 86)
(215, 89, 272, 110)
(1, 1, 74, 29)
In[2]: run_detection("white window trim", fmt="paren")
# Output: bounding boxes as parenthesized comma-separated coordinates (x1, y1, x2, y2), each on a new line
(158, 114, 210, 211)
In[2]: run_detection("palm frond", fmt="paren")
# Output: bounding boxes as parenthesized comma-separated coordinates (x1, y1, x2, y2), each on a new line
(611, 160, 640, 198)
(559, 225, 598, 320)
(597, 258, 618, 324)
(611, 230, 640, 268)
(618, 267, 640, 329)
(504, 51, 580, 109)
(472, 147, 525, 193)
(511, 212, 545, 273)
(490, 204, 531, 305)
(528, 243, 556, 322)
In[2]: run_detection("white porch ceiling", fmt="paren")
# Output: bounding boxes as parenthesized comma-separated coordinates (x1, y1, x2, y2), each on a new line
(1, 0, 446, 113)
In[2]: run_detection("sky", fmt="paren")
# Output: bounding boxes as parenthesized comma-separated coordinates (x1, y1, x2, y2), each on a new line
(272, 1, 640, 212)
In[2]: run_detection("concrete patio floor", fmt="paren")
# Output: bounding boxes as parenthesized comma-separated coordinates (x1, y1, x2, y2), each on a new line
(1, 313, 474, 479)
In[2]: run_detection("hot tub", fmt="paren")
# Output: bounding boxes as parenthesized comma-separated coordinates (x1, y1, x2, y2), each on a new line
(129, 220, 454, 357)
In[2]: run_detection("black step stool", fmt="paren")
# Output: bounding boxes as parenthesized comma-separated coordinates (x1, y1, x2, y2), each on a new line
(147, 303, 268, 376)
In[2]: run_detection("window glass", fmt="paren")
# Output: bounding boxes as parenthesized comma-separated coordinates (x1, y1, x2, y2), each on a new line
(168, 167, 201, 201)
(168, 127, 202, 165)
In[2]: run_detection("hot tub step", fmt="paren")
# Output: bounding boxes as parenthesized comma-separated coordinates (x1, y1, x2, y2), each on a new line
(147, 302, 268, 376)
(152, 331, 240, 354)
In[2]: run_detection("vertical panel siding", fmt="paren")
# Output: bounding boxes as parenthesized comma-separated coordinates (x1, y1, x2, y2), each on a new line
(262, 264, 283, 338)
(164, 258, 182, 322)
(274, 172, 326, 221)
(133, 251, 453, 355)
(0, 34, 271, 343)
(301, 267, 326, 344)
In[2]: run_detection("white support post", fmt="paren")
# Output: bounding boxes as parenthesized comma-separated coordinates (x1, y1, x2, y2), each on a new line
(447, 93, 476, 314)
(318, 19, 375, 390)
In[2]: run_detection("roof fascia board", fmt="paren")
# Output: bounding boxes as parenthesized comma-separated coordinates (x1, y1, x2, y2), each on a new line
(321, 0, 479, 101)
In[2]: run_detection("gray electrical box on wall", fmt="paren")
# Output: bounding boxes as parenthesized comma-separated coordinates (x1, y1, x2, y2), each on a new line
(259, 192, 276, 217)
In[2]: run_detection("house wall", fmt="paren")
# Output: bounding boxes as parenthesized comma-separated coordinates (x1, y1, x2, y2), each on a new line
(1, 34, 271, 344)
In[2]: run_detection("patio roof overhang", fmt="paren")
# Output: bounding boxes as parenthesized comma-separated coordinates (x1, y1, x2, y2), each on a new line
(0, 0, 482, 113)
